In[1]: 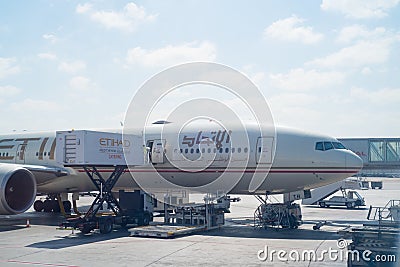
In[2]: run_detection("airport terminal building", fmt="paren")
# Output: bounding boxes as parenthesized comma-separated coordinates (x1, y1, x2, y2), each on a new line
(339, 138, 400, 177)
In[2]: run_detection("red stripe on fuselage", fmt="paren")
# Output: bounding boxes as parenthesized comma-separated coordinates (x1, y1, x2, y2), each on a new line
(76, 168, 360, 174)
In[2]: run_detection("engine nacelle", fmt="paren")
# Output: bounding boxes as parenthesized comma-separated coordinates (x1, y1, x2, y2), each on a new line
(0, 164, 36, 215)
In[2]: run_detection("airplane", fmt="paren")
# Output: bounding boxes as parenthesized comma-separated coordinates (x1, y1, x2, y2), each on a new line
(0, 121, 363, 215)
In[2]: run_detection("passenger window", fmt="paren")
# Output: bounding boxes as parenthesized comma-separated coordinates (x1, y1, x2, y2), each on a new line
(185, 148, 188, 154)
(180, 149, 183, 153)
(190, 148, 194, 154)
(238, 147, 241, 153)
(202, 148, 205, 153)
(208, 148, 211, 153)
(258, 147, 262, 153)
(196, 148, 200, 153)
(324, 142, 333, 150)
(315, 142, 324, 151)
(232, 148, 235, 153)
(36, 152, 39, 156)
(225, 148, 229, 153)
(214, 148, 217, 153)
(244, 147, 248, 153)
(219, 148, 223, 153)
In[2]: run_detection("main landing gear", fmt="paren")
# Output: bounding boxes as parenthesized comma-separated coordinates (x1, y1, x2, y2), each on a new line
(33, 194, 72, 214)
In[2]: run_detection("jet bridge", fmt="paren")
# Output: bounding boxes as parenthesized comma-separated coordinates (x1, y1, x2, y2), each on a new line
(56, 130, 148, 234)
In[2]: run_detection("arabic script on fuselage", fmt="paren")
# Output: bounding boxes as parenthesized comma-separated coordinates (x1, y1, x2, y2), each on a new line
(181, 130, 232, 149)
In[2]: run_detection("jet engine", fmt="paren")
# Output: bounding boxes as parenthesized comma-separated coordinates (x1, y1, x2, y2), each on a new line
(0, 164, 36, 215)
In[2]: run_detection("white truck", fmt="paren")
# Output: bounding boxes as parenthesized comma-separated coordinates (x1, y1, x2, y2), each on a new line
(318, 190, 365, 209)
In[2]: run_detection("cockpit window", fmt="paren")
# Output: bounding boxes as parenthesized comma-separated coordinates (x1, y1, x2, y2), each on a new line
(323, 142, 333, 150)
(316, 141, 347, 151)
(315, 142, 324, 151)
(333, 142, 346, 149)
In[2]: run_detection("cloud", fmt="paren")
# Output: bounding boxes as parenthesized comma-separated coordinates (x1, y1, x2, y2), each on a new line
(42, 33, 58, 44)
(0, 57, 20, 79)
(350, 87, 400, 104)
(361, 67, 372, 75)
(321, 0, 400, 19)
(58, 60, 86, 73)
(38, 53, 58, 60)
(76, 3, 92, 13)
(241, 65, 266, 87)
(0, 85, 21, 96)
(76, 2, 156, 32)
(10, 98, 60, 112)
(269, 68, 345, 91)
(268, 97, 322, 129)
(306, 39, 392, 68)
(336, 25, 388, 43)
(126, 41, 217, 67)
(270, 93, 318, 106)
(249, 72, 266, 88)
(264, 15, 323, 44)
(69, 76, 92, 91)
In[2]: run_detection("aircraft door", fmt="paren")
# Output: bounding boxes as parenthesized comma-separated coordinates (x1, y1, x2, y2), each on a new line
(150, 139, 165, 164)
(15, 144, 26, 164)
(256, 137, 274, 164)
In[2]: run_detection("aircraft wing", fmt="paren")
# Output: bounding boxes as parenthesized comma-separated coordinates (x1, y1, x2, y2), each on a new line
(23, 164, 70, 177)
(21, 164, 71, 185)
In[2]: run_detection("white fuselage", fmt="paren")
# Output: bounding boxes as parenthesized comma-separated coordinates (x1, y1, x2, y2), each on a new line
(0, 125, 362, 195)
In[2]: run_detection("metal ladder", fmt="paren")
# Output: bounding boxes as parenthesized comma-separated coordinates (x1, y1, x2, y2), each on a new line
(64, 134, 77, 164)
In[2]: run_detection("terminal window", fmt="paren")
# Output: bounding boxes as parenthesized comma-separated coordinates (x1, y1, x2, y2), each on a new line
(369, 141, 385, 161)
(386, 141, 400, 161)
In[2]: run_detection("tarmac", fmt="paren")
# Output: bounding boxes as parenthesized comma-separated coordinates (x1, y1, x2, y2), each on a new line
(0, 178, 399, 266)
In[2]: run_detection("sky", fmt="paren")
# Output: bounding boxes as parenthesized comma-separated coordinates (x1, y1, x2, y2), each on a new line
(0, 0, 399, 137)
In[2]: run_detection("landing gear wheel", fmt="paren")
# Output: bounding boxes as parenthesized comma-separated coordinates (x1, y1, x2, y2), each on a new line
(100, 219, 113, 234)
(289, 214, 298, 229)
(52, 200, 61, 213)
(143, 214, 151, 226)
(33, 200, 44, 212)
(319, 202, 326, 208)
(63, 201, 72, 213)
(43, 199, 53, 212)
(346, 202, 355, 209)
(119, 220, 128, 228)
(81, 226, 92, 234)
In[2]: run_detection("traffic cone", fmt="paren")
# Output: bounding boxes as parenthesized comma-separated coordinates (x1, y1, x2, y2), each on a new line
(26, 219, 30, 228)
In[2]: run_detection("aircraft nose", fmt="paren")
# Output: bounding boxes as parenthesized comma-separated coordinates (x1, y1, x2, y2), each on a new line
(346, 152, 363, 171)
